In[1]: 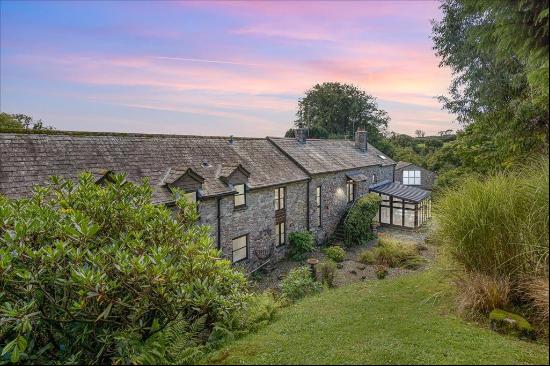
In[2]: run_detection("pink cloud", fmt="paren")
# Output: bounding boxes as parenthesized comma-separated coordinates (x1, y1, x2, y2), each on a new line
(8, 45, 452, 131)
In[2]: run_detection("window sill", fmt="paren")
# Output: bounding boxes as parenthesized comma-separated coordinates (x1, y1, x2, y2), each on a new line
(232, 257, 248, 264)
(233, 205, 247, 211)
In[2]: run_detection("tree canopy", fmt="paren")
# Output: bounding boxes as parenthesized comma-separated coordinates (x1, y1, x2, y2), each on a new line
(0, 113, 54, 131)
(432, 0, 548, 174)
(293, 82, 390, 146)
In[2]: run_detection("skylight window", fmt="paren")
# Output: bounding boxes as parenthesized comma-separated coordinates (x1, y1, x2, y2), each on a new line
(378, 154, 387, 160)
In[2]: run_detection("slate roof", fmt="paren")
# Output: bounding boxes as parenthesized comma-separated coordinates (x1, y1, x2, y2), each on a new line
(395, 161, 413, 170)
(346, 172, 369, 182)
(268, 137, 395, 175)
(369, 180, 430, 203)
(0, 132, 309, 203)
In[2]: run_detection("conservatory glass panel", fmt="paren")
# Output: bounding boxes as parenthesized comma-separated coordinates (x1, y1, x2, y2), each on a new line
(381, 207, 391, 224)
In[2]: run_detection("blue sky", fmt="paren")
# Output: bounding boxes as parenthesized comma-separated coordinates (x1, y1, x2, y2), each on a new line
(0, 0, 456, 136)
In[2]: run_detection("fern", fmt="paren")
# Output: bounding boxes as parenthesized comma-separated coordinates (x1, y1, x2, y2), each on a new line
(128, 316, 207, 365)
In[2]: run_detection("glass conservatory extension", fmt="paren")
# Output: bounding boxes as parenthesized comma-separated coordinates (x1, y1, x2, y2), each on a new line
(370, 181, 431, 229)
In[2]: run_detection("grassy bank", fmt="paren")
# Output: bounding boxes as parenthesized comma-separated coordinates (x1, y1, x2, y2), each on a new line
(206, 269, 549, 365)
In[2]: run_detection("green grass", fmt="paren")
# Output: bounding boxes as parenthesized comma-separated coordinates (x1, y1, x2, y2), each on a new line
(207, 269, 549, 365)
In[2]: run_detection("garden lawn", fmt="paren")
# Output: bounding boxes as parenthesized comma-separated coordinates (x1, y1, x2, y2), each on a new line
(207, 269, 549, 365)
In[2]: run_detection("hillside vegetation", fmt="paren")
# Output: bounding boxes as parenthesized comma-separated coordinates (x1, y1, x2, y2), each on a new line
(208, 269, 549, 365)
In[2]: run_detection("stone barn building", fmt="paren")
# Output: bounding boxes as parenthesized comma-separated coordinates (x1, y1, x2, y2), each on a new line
(0, 129, 431, 270)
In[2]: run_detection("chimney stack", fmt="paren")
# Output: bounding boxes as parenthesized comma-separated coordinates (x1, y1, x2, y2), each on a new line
(295, 128, 308, 144)
(355, 129, 368, 152)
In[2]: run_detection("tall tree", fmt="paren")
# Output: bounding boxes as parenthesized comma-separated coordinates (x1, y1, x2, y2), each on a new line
(415, 130, 426, 138)
(0, 112, 54, 131)
(293, 82, 390, 146)
(432, 0, 548, 172)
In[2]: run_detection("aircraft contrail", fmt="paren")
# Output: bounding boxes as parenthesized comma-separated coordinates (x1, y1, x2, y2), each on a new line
(152, 56, 259, 66)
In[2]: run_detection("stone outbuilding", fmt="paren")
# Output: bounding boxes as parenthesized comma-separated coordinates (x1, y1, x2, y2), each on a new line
(394, 161, 437, 191)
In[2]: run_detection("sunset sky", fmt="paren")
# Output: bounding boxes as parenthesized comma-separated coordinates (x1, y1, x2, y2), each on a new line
(0, 0, 456, 137)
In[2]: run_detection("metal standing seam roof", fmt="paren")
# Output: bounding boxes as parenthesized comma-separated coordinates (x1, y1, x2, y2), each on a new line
(369, 181, 431, 203)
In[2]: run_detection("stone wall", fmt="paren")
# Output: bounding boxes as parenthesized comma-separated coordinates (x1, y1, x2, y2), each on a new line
(308, 165, 394, 244)
(198, 164, 394, 268)
(199, 181, 308, 270)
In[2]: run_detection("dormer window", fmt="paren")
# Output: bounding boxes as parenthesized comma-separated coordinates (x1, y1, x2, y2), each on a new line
(184, 191, 197, 203)
(164, 167, 204, 203)
(234, 184, 246, 208)
(403, 170, 421, 185)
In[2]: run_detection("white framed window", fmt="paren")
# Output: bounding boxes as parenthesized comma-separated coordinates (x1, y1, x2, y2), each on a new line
(274, 187, 285, 210)
(403, 170, 421, 185)
(346, 179, 355, 203)
(275, 222, 286, 246)
(234, 184, 246, 207)
(232, 235, 248, 263)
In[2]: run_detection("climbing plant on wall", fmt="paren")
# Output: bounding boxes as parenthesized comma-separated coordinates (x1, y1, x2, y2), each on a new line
(343, 193, 382, 246)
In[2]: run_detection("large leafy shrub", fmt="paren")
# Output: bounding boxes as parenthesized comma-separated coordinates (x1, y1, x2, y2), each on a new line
(288, 231, 314, 261)
(343, 193, 381, 246)
(0, 173, 249, 364)
(280, 267, 322, 301)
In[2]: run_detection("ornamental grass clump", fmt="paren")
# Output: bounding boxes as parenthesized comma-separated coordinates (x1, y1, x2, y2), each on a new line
(434, 157, 549, 279)
(434, 157, 549, 333)
(0, 173, 250, 364)
(359, 238, 425, 269)
(317, 260, 337, 287)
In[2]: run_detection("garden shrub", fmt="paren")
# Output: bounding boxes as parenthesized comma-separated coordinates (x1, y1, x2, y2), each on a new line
(343, 193, 381, 246)
(324, 245, 346, 262)
(317, 260, 337, 287)
(280, 266, 323, 301)
(0, 173, 250, 364)
(288, 231, 315, 261)
(375, 265, 388, 279)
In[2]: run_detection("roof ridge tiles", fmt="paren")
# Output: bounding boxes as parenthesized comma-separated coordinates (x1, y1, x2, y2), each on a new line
(0, 129, 266, 140)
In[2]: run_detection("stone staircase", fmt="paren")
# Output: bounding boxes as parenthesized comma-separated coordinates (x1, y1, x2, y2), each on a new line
(331, 210, 349, 244)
